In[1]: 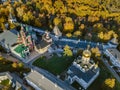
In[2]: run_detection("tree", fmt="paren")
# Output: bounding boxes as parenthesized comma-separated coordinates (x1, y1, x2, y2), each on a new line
(54, 0, 67, 14)
(64, 17, 74, 32)
(79, 24, 85, 30)
(12, 62, 18, 68)
(104, 33, 111, 41)
(0, 17, 6, 30)
(53, 17, 61, 26)
(63, 45, 73, 56)
(91, 47, 101, 57)
(104, 78, 115, 89)
(23, 13, 29, 22)
(34, 18, 41, 27)
(66, 33, 72, 37)
(23, 11, 34, 23)
(98, 32, 104, 40)
(64, 22, 74, 32)
(1, 23, 6, 30)
(16, 5, 26, 19)
(36, 2, 42, 10)
(9, 22, 16, 29)
(18, 62, 23, 68)
(113, 33, 118, 38)
(73, 30, 82, 37)
(0, 56, 3, 60)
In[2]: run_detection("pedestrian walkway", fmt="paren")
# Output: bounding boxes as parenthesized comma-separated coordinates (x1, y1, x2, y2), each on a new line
(1, 53, 19, 62)
(102, 58, 120, 82)
(33, 66, 76, 90)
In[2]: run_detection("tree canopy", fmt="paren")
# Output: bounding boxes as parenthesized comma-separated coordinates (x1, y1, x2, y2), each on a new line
(63, 45, 73, 56)
(0, 0, 120, 43)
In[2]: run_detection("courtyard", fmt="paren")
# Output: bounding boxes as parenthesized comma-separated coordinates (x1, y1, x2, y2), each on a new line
(33, 55, 74, 75)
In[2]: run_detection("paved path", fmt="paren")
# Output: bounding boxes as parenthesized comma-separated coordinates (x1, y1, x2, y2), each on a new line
(27, 53, 76, 90)
(10, 73, 32, 90)
(1, 51, 76, 90)
(32, 66, 76, 90)
(101, 58, 120, 82)
(1, 53, 19, 62)
(0, 52, 33, 90)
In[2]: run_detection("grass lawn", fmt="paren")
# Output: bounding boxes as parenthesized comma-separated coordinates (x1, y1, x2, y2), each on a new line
(88, 60, 120, 90)
(0, 79, 10, 86)
(0, 57, 30, 75)
(33, 54, 120, 90)
(33, 55, 74, 75)
(0, 59, 13, 72)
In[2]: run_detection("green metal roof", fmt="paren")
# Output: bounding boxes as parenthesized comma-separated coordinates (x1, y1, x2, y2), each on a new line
(14, 44, 27, 54)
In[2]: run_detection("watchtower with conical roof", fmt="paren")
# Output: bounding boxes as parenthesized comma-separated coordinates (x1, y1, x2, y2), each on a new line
(8, 7, 17, 23)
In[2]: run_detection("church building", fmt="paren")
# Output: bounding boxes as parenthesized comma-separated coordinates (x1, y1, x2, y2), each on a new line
(35, 31, 52, 53)
(66, 45, 99, 89)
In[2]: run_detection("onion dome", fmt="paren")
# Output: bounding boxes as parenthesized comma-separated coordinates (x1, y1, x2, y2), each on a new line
(83, 45, 91, 57)
(43, 31, 52, 43)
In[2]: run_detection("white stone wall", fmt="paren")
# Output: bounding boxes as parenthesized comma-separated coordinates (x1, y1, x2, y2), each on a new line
(0, 76, 8, 83)
(26, 79, 42, 90)
(105, 50, 120, 68)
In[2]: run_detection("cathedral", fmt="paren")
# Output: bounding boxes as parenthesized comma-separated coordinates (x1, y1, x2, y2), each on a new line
(17, 25, 34, 51)
(12, 25, 52, 59)
(67, 45, 99, 89)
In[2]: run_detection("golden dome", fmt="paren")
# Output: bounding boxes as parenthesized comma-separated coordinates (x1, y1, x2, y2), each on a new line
(83, 50, 91, 57)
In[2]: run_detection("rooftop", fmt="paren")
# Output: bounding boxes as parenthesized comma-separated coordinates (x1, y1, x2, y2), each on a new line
(14, 44, 28, 54)
(69, 65, 99, 83)
(36, 40, 51, 49)
(25, 71, 63, 90)
(107, 48, 120, 62)
(54, 40, 103, 50)
(0, 30, 18, 47)
(83, 49, 91, 57)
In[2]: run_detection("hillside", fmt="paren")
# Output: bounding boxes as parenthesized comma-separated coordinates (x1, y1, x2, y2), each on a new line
(0, 0, 120, 42)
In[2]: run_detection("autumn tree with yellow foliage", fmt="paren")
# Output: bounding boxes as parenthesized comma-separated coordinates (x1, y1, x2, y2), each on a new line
(0, 56, 3, 60)
(18, 62, 23, 68)
(64, 17, 74, 33)
(53, 17, 61, 26)
(98, 30, 118, 41)
(0, 0, 120, 43)
(66, 33, 72, 38)
(91, 47, 101, 57)
(23, 11, 34, 23)
(79, 24, 85, 30)
(103, 78, 115, 90)
(0, 17, 6, 31)
(73, 30, 82, 37)
(12, 62, 18, 68)
(63, 45, 73, 56)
